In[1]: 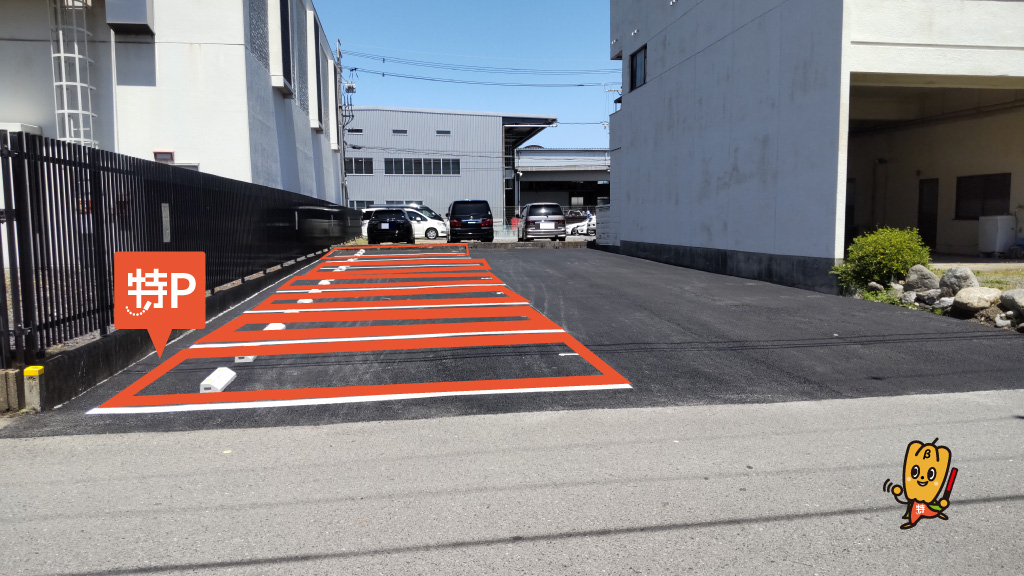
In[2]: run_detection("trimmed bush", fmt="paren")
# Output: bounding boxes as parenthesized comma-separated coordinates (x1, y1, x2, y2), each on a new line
(832, 227, 931, 290)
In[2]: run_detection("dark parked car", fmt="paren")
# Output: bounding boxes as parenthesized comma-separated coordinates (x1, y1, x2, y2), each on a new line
(446, 200, 494, 243)
(517, 202, 566, 241)
(366, 209, 415, 245)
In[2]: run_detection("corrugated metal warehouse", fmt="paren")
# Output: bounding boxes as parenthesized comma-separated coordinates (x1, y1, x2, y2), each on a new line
(344, 107, 556, 223)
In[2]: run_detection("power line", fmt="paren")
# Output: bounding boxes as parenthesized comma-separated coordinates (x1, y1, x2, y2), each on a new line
(348, 68, 610, 88)
(343, 49, 619, 75)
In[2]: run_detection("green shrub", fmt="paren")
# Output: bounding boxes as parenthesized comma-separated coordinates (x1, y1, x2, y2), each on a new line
(832, 227, 931, 290)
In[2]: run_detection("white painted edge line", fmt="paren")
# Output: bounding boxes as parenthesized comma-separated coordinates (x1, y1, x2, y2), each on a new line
(86, 384, 633, 414)
(191, 329, 565, 349)
(244, 302, 530, 314)
(559, 353, 580, 356)
(325, 252, 467, 258)
(278, 283, 505, 293)
(324, 264, 482, 269)
(323, 256, 470, 262)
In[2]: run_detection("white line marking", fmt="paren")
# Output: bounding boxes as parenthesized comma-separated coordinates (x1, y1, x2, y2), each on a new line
(87, 384, 633, 414)
(190, 329, 565, 349)
(558, 353, 580, 356)
(245, 302, 530, 314)
(278, 283, 505, 294)
(297, 299, 314, 303)
(318, 280, 332, 285)
(266, 323, 286, 331)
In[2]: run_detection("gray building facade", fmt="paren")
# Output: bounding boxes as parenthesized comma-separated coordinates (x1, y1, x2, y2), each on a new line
(345, 107, 555, 222)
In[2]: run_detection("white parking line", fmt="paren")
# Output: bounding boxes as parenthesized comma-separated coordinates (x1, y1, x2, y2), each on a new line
(244, 302, 530, 314)
(278, 283, 505, 294)
(86, 384, 633, 414)
(191, 329, 565, 349)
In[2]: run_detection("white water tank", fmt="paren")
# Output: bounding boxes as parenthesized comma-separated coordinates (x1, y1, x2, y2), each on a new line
(978, 215, 1017, 254)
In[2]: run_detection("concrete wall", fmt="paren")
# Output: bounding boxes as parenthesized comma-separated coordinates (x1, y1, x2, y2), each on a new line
(609, 0, 849, 290)
(848, 0, 1024, 80)
(848, 106, 1024, 254)
(345, 108, 506, 216)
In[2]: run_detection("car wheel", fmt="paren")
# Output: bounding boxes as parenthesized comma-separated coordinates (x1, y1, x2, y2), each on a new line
(571, 228, 579, 236)
(483, 236, 493, 243)
(425, 228, 438, 240)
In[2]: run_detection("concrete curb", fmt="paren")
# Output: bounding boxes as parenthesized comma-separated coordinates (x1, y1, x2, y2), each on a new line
(27, 250, 329, 411)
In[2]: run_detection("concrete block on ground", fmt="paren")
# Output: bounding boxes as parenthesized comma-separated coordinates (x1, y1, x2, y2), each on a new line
(3, 369, 23, 412)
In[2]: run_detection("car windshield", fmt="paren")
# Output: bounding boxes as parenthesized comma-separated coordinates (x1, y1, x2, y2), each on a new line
(361, 211, 373, 221)
(373, 210, 405, 219)
(450, 202, 490, 218)
(527, 205, 563, 217)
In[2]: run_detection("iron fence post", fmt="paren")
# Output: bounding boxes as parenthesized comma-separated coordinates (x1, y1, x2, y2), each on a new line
(11, 133, 38, 364)
(88, 147, 111, 335)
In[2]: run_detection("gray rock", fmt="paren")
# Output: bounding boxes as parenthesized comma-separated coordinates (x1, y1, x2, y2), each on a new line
(939, 266, 979, 297)
(900, 292, 917, 306)
(904, 265, 940, 292)
(916, 289, 942, 305)
(995, 316, 1011, 328)
(1018, 323, 1024, 334)
(1001, 289, 1024, 316)
(866, 281, 885, 292)
(954, 287, 1003, 312)
(933, 297, 955, 311)
(887, 283, 904, 298)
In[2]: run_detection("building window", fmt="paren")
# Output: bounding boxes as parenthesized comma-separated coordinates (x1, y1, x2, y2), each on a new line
(384, 157, 461, 176)
(349, 200, 376, 209)
(630, 45, 646, 91)
(571, 196, 584, 206)
(436, 130, 451, 136)
(393, 129, 408, 135)
(955, 173, 1011, 220)
(347, 128, 363, 135)
(345, 157, 374, 175)
(314, 20, 323, 127)
(279, 0, 292, 85)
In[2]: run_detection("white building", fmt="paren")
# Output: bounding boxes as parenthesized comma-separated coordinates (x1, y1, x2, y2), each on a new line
(0, 0, 344, 203)
(344, 107, 556, 224)
(609, 0, 1024, 292)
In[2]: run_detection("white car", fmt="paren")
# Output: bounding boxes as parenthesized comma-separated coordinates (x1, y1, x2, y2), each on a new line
(404, 208, 448, 240)
(568, 215, 595, 236)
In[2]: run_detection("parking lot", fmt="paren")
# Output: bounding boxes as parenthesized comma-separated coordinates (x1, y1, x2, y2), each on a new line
(3, 244, 1023, 438)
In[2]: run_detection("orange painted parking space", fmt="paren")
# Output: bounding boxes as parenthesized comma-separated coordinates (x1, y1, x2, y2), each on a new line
(90, 244, 630, 414)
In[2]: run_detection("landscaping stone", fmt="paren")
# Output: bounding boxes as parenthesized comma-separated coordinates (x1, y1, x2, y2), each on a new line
(954, 287, 1003, 312)
(900, 292, 917, 306)
(916, 289, 942, 305)
(866, 281, 885, 292)
(933, 297, 955, 311)
(939, 266, 979, 297)
(995, 316, 1011, 328)
(888, 283, 904, 299)
(1018, 323, 1024, 334)
(1001, 289, 1024, 316)
(904, 265, 940, 292)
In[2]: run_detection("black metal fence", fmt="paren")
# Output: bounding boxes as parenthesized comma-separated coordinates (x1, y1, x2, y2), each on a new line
(0, 131, 359, 367)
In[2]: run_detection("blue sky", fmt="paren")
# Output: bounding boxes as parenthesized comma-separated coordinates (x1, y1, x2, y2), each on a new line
(315, 1, 618, 149)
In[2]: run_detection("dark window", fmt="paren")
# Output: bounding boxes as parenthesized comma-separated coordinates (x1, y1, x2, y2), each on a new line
(384, 158, 395, 174)
(345, 157, 373, 175)
(442, 159, 452, 175)
(432, 159, 442, 174)
(452, 159, 460, 175)
(404, 159, 414, 174)
(372, 209, 406, 219)
(527, 204, 564, 217)
(450, 201, 491, 218)
(423, 158, 434, 175)
(279, 0, 292, 85)
(413, 158, 423, 174)
(436, 130, 451, 135)
(393, 129, 408, 135)
(955, 173, 1011, 220)
(347, 128, 363, 134)
(630, 45, 646, 91)
(314, 20, 323, 125)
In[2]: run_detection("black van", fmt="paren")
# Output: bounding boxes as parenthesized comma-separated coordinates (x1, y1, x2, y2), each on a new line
(446, 200, 494, 243)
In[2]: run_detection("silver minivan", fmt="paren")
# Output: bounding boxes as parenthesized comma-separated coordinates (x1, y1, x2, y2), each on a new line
(517, 203, 566, 242)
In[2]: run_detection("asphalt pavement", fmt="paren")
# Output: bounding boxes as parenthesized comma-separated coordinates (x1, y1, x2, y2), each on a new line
(2, 246, 1022, 437)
